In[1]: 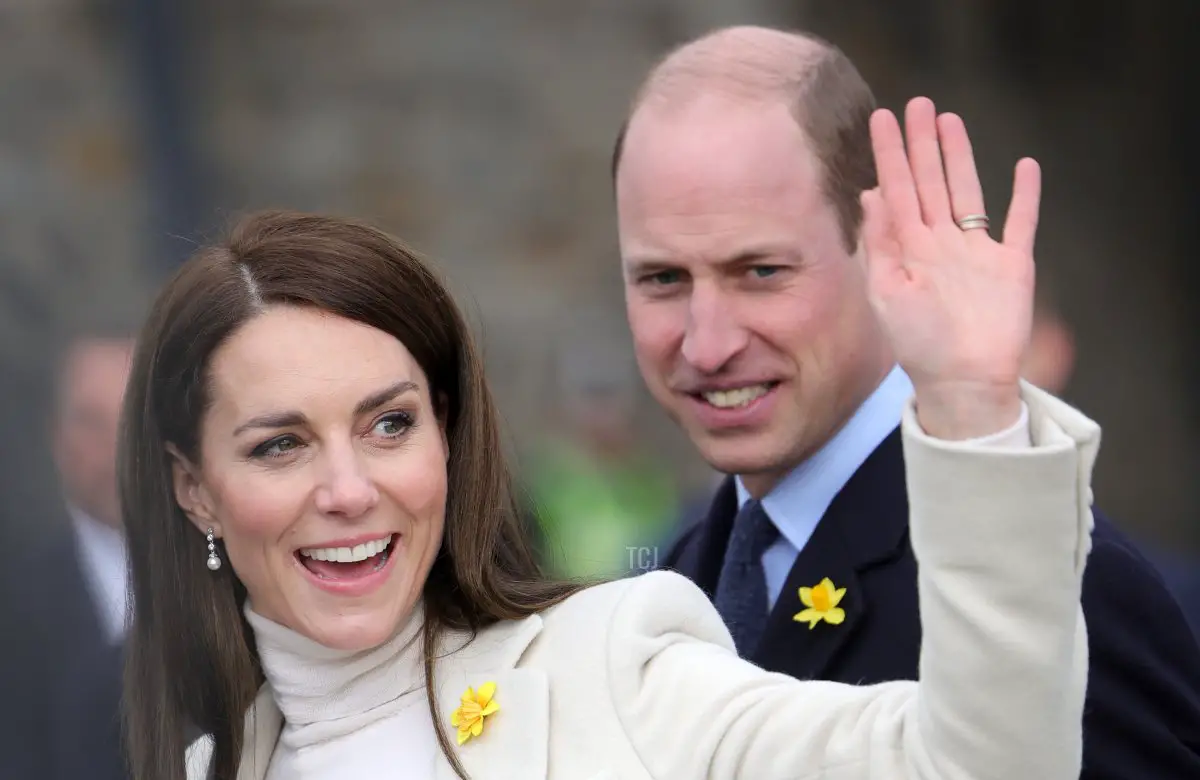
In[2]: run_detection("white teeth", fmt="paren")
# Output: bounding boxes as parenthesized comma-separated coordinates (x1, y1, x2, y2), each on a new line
(703, 384, 771, 408)
(300, 535, 392, 563)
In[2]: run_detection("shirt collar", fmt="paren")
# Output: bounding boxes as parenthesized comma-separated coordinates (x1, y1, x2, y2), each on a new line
(735, 365, 913, 551)
(69, 504, 129, 642)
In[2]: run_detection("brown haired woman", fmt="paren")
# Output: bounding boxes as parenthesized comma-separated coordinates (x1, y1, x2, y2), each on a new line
(122, 108, 1098, 780)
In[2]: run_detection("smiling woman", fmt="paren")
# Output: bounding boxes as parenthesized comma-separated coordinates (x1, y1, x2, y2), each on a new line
(120, 211, 581, 779)
(167, 305, 450, 651)
(119, 204, 1102, 780)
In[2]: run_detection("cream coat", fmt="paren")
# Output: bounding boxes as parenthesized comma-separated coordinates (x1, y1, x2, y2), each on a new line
(188, 383, 1099, 779)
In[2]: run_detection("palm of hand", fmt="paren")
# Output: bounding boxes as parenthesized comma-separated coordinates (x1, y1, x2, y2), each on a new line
(867, 213, 1033, 394)
(863, 98, 1041, 409)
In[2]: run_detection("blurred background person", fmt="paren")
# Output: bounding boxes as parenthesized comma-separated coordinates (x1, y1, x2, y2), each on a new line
(527, 321, 679, 578)
(1022, 281, 1076, 395)
(0, 322, 133, 779)
(53, 326, 136, 644)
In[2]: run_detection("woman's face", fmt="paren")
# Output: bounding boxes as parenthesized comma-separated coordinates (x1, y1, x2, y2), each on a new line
(172, 305, 448, 651)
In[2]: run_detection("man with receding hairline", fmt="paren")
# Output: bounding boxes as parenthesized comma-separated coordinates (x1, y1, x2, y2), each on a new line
(614, 26, 1200, 778)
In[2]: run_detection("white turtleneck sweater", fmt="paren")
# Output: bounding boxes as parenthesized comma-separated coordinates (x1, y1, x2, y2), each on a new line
(245, 604, 438, 778)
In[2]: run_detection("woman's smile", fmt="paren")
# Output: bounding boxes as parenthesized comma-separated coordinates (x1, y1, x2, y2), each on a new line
(294, 532, 401, 597)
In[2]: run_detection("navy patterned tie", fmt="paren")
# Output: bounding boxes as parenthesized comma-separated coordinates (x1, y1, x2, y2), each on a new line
(713, 499, 779, 656)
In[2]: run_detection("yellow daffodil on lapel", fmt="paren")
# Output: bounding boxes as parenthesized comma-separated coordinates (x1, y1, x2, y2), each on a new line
(794, 577, 847, 629)
(450, 681, 500, 745)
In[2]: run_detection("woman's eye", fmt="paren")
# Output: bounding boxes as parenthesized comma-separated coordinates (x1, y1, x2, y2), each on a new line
(253, 436, 302, 459)
(373, 412, 413, 437)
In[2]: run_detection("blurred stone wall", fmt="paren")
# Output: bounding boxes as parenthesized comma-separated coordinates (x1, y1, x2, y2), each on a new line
(0, 0, 150, 537)
(1, 0, 1195, 546)
(188, 0, 787, 496)
(0, 0, 780, 539)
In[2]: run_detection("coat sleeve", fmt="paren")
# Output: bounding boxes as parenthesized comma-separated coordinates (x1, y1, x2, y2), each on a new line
(605, 383, 1099, 780)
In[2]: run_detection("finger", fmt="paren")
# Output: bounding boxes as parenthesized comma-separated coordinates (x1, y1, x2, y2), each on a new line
(936, 112, 987, 225)
(869, 108, 923, 231)
(904, 97, 953, 226)
(1002, 158, 1042, 256)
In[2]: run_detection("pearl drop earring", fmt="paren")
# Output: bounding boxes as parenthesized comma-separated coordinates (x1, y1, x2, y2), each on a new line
(206, 528, 222, 571)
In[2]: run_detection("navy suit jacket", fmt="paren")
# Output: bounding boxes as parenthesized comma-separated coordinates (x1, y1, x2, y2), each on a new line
(663, 428, 1200, 779)
(0, 527, 127, 780)
(1144, 552, 1200, 640)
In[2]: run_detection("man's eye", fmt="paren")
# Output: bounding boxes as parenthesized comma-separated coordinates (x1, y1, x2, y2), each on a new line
(644, 270, 682, 285)
(750, 266, 781, 279)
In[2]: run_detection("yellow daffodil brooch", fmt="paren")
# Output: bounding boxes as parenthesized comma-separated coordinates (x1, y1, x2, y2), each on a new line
(451, 681, 500, 745)
(793, 577, 847, 629)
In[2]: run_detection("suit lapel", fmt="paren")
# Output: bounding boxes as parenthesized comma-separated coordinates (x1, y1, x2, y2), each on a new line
(434, 615, 549, 780)
(754, 517, 866, 678)
(753, 429, 910, 679)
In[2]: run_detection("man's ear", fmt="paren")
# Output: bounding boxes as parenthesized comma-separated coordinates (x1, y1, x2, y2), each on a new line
(166, 443, 220, 537)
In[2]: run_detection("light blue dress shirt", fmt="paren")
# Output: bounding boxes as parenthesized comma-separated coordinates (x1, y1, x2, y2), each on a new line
(734, 365, 914, 610)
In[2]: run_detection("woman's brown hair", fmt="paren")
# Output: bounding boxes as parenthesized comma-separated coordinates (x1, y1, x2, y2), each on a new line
(120, 211, 583, 780)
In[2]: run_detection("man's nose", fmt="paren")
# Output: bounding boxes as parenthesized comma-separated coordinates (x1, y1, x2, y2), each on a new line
(681, 288, 749, 374)
(314, 444, 380, 519)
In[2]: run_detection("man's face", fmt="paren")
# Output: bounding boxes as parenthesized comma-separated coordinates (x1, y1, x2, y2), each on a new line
(54, 337, 135, 528)
(617, 96, 892, 495)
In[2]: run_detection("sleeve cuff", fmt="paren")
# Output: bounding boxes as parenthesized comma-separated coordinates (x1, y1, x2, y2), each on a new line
(920, 401, 1032, 449)
(964, 401, 1031, 448)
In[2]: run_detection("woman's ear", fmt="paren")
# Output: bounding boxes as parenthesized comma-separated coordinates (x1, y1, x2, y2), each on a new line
(165, 443, 220, 537)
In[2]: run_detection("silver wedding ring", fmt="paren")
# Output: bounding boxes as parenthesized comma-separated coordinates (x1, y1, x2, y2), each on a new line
(956, 214, 990, 231)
